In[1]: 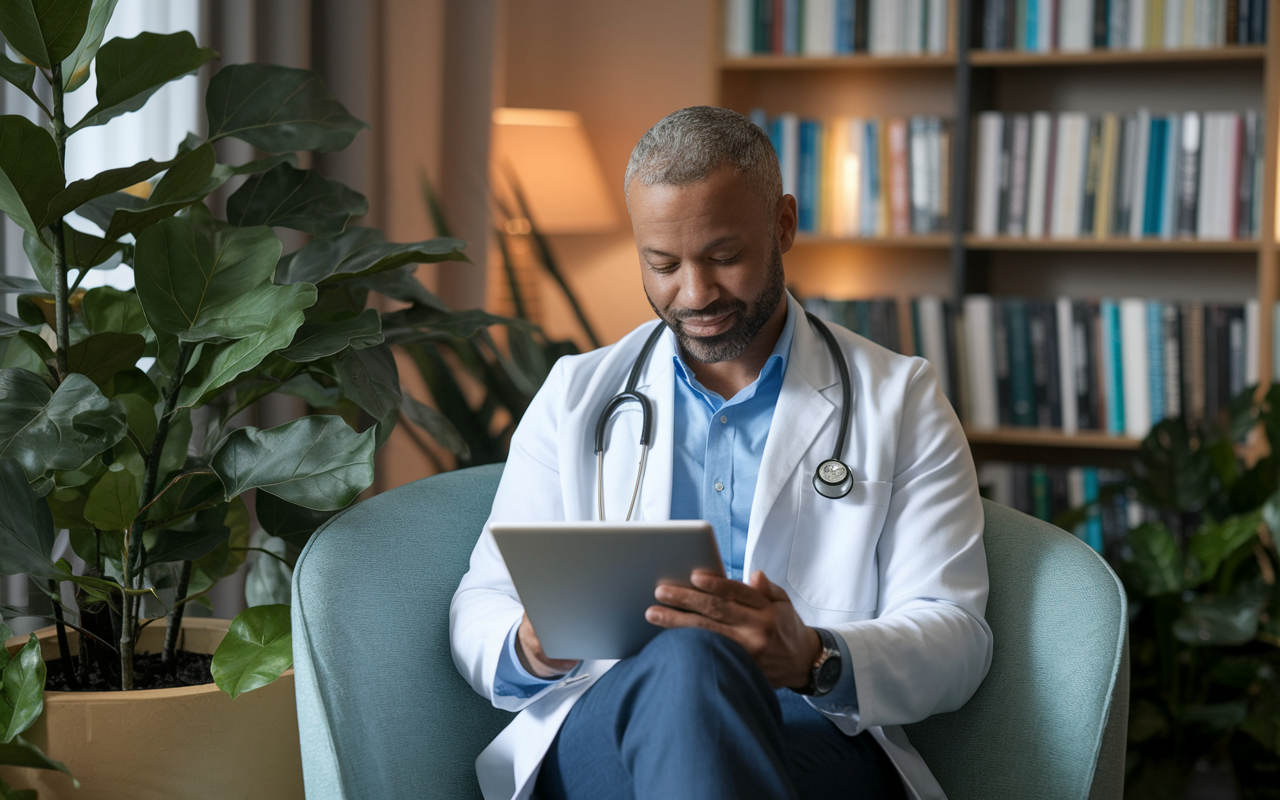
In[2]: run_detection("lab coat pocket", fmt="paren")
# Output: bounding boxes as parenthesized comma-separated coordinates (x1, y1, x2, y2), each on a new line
(787, 480, 893, 612)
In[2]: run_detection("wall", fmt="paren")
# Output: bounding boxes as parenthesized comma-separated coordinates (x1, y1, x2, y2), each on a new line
(500, 0, 718, 346)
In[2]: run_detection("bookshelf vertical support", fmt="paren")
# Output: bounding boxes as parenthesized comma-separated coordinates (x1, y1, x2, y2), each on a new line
(1259, 5, 1280, 391)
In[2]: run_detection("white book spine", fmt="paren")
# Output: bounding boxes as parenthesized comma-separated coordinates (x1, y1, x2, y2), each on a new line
(904, 0, 924, 54)
(1038, 0, 1054, 51)
(1164, 0, 1184, 49)
(1196, 112, 1217, 237)
(804, 0, 838, 56)
(1120, 298, 1152, 438)
(975, 112, 1004, 237)
(1027, 112, 1052, 238)
(1061, 0, 1094, 51)
(1129, 0, 1148, 50)
(1194, 0, 1211, 48)
(1130, 109, 1151, 238)
(1063, 114, 1087, 237)
(1246, 298, 1260, 386)
(963, 295, 1000, 430)
(928, 0, 948, 53)
(919, 295, 950, 387)
(1067, 468, 1086, 515)
(781, 113, 799, 200)
(725, 0, 752, 56)
(1051, 115, 1074, 237)
(1057, 297, 1079, 434)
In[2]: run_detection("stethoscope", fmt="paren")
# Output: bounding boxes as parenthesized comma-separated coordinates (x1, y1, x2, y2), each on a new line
(593, 312, 854, 521)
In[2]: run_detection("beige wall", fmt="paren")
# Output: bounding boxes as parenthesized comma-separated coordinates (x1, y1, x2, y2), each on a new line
(500, 0, 717, 346)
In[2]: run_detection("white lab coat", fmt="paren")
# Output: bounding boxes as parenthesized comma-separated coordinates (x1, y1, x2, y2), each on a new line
(450, 292, 992, 800)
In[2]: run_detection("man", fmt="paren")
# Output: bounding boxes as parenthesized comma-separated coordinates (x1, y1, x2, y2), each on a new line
(450, 106, 991, 800)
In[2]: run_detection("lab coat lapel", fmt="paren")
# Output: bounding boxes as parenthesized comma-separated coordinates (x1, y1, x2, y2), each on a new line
(632, 327, 676, 523)
(744, 297, 840, 573)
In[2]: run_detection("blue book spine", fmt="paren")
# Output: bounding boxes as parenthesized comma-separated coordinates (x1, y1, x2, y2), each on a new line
(863, 120, 880, 235)
(785, 0, 801, 54)
(1147, 300, 1165, 422)
(750, 108, 769, 132)
(1026, 0, 1038, 51)
(1101, 299, 1126, 435)
(768, 117, 784, 160)
(798, 120, 819, 232)
(1143, 118, 1167, 236)
(1083, 467, 1103, 553)
(836, 0, 855, 52)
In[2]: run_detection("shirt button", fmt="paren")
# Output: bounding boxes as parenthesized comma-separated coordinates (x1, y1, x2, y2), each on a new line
(714, 481, 724, 492)
(720, 415, 728, 424)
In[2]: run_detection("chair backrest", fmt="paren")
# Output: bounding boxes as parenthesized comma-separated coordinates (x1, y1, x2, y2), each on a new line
(294, 471, 1129, 800)
(903, 499, 1129, 800)
(292, 463, 511, 800)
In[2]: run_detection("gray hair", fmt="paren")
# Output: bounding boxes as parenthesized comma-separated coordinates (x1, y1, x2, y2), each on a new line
(624, 106, 782, 214)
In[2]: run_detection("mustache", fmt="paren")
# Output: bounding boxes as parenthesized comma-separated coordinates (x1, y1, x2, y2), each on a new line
(668, 298, 746, 323)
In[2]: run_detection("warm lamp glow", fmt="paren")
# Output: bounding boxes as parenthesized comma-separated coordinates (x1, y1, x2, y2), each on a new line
(491, 108, 618, 234)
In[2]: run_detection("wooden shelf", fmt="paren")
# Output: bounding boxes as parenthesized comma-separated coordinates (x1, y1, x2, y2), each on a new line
(965, 427, 1142, 450)
(719, 54, 956, 71)
(964, 235, 1259, 252)
(793, 233, 951, 248)
(969, 45, 1266, 67)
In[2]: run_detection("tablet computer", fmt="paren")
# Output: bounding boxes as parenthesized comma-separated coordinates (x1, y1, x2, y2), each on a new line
(490, 521, 723, 660)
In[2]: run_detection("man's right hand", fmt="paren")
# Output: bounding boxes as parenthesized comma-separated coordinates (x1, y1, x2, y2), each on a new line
(516, 612, 579, 679)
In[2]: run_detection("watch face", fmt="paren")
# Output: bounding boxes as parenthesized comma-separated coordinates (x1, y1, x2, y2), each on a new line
(816, 656, 842, 692)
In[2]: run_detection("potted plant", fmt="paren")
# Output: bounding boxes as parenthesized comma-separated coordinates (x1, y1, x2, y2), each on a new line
(0, 4, 520, 797)
(1070, 389, 1280, 798)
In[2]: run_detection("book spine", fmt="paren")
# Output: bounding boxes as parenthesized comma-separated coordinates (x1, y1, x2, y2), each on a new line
(888, 117, 910, 236)
(1094, 0, 1111, 46)
(1177, 111, 1201, 236)
(1095, 114, 1119, 236)
(1043, 300, 1063, 427)
(1026, 112, 1052, 237)
(1076, 300, 1102, 429)
(837, 0, 855, 52)
(1141, 116, 1165, 236)
(1006, 298, 1036, 426)
(1081, 115, 1104, 236)
(780, 113, 799, 199)
(964, 295, 1000, 429)
(1130, 108, 1151, 238)
(1029, 301, 1051, 425)
(1183, 301, 1206, 422)
(1007, 114, 1032, 236)
(1120, 297, 1151, 438)
(1245, 298, 1259, 387)
(862, 120, 880, 236)
(1113, 114, 1135, 235)
(754, 0, 773, 52)
(1238, 109, 1258, 239)
(772, 0, 786, 52)
(995, 299, 1013, 425)
(1229, 305, 1246, 397)
(997, 115, 1014, 233)
(1101, 299, 1126, 434)
(1043, 111, 1060, 236)
(976, 112, 1004, 237)
(1147, 300, 1165, 421)
(1058, 297, 1079, 433)
(1083, 467, 1103, 553)
(1160, 114, 1180, 238)
(909, 116, 931, 233)
(1111, 0, 1129, 47)
(854, 0, 871, 50)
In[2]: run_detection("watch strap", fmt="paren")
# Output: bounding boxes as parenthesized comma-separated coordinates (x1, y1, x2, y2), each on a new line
(799, 627, 841, 697)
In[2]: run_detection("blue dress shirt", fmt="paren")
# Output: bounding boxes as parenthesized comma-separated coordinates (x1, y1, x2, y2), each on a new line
(494, 307, 858, 713)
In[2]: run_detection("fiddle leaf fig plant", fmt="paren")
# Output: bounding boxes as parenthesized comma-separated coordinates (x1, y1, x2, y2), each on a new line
(0, 1, 508, 776)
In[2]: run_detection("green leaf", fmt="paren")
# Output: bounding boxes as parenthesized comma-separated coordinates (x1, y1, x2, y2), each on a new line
(0, 115, 64, 241)
(82, 458, 140, 531)
(255, 490, 337, 547)
(192, 496, 249, 581)
(0, 457, 56, 576)
(145, 502, 229, 564)
(0, 369, 127, 481)
(69, 31, 216, 132)
(112, 391, 155, 450)
(275, 373, 340, 408)
(143, 470, 221, 531)
(0, 53, 45, 115)
(59, 0, 118, 91)
(206, 63, 368, 153)
(99, 145, 221, 244)
(275, 226, 466, 285)
(401, 394, 470, 459)
(175, 286, 315, 408)
(65, 331, 145, 386)
(0, 277, 43, 295)
(0, 735, 73, 778)
(333, 343, 399, 446)
(210, 603, 292, 699)
(245, 529, 297, 607)
(0, 633, 45, 742)
(82, 286, 146, 335)
(42, 156, 170, 225)
(1124, 522, 1183, 597)
(1172, 581, 1270, 646)
(211, 415, 374, 511)
(382, 307, 531, 342)
(75, 189, 142, 232)
(355, 264, 449, 310)
(0, 332, 52, 378)
(0, 0, 92, 69)
(1187, 511, 1262, 586)
(278, 307, 382, 363)
(134, 209, 287, 342)
(226, 163, 368, 236)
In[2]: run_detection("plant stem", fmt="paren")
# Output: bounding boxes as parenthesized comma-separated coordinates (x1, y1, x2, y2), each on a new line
(119, 342, 194, 689)
(49, 63, 70, 379)
(160, 560, 192, 665)
(46, 579, 79, 691)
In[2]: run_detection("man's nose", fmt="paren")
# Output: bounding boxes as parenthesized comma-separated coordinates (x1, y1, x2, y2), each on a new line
(678, 264, 720, 310)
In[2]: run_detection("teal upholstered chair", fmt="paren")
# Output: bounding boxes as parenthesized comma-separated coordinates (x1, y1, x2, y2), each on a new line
(292, 464, 1129, 799)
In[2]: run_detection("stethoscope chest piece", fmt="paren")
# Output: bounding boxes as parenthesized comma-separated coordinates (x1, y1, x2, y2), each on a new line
(812, 459, 853, 499)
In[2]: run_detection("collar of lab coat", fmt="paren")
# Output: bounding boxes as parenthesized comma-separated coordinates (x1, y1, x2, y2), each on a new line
(630, 292, 853, 561)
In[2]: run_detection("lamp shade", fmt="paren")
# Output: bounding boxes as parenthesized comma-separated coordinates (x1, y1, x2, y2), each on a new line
(491, 108, 618, 234)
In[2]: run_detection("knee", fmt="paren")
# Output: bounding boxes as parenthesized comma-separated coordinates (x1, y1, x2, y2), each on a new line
(636, 628, 759, 683)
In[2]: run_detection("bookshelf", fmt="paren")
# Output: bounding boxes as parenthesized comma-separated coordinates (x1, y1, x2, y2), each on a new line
(714, 0, 1280, 465)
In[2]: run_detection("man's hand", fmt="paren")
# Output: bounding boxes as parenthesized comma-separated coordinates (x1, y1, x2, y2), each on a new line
(516, 612, 579, 679)
(645, 569, 822, 690)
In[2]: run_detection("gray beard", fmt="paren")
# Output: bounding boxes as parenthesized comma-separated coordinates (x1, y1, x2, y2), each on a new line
(646, 241, 786, 365)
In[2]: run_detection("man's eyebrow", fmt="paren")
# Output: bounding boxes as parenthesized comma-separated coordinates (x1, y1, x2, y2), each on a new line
(640, 236, 742, 259)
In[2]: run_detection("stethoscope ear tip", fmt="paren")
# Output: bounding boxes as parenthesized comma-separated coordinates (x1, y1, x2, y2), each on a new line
(813, 459, 854, 499)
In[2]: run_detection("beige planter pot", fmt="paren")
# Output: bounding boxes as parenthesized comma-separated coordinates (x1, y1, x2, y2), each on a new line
(0, 617, 303, 800)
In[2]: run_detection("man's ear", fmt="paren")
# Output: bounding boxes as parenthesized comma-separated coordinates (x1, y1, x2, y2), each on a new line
(776, 194, 798, 254)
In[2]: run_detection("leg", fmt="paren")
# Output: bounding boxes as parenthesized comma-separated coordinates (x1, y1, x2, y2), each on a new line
(536, 627, 799, 800)
(775, 690, 908, 800)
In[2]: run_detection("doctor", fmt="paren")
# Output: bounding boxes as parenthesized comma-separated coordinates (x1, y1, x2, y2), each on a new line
(450, 106, 992, 800)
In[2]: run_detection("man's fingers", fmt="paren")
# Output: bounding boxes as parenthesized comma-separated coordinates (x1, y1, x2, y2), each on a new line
(689, 571, 770, 608)
(654, 583, 742, 622)
(645, 604, 729, 637)
(749, 570, 791, 603)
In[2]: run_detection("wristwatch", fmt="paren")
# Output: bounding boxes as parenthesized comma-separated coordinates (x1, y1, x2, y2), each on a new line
(798, 627, 842, 697)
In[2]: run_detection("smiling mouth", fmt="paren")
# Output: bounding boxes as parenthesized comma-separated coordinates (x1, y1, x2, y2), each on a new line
(679, 310, 736, 337)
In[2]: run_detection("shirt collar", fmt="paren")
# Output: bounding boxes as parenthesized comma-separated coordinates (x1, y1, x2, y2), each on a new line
(670, 296, 796, 406)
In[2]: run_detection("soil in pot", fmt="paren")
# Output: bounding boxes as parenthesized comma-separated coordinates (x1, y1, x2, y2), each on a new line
(44, 651, 213, 692)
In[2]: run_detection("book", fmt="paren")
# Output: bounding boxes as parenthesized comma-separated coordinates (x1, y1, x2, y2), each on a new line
(804, 0, 838, 55)
(1176, 111, 1201, 237)
(1006, 114, 1032, 236)
(1080, 115, 1104, 237)
(1120, 297, 1151, 438)
(964, 295, 1000, 430)
(1026, 112, 1053, 238)
(976, 112, 1004, 237)
(1101, 299, 1125, 434)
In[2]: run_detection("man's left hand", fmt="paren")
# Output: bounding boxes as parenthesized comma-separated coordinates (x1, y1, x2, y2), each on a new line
(645, 569, 821, 690)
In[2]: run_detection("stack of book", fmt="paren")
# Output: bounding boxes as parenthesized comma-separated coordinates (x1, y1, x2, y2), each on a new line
(754, 111, 953, 237)
(802, 297, 902, 352)
(978, 461, 1137, 556)
(981, 0, 1268, 52)
(973, 109, 1263, 241)
(724, 0, 950, 57)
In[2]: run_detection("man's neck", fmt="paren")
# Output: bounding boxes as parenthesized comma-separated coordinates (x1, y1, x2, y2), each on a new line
(682, 298, 789, 400)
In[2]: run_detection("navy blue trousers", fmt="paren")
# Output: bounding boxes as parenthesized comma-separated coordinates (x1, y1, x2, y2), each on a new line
(535, 628, 908, 800)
